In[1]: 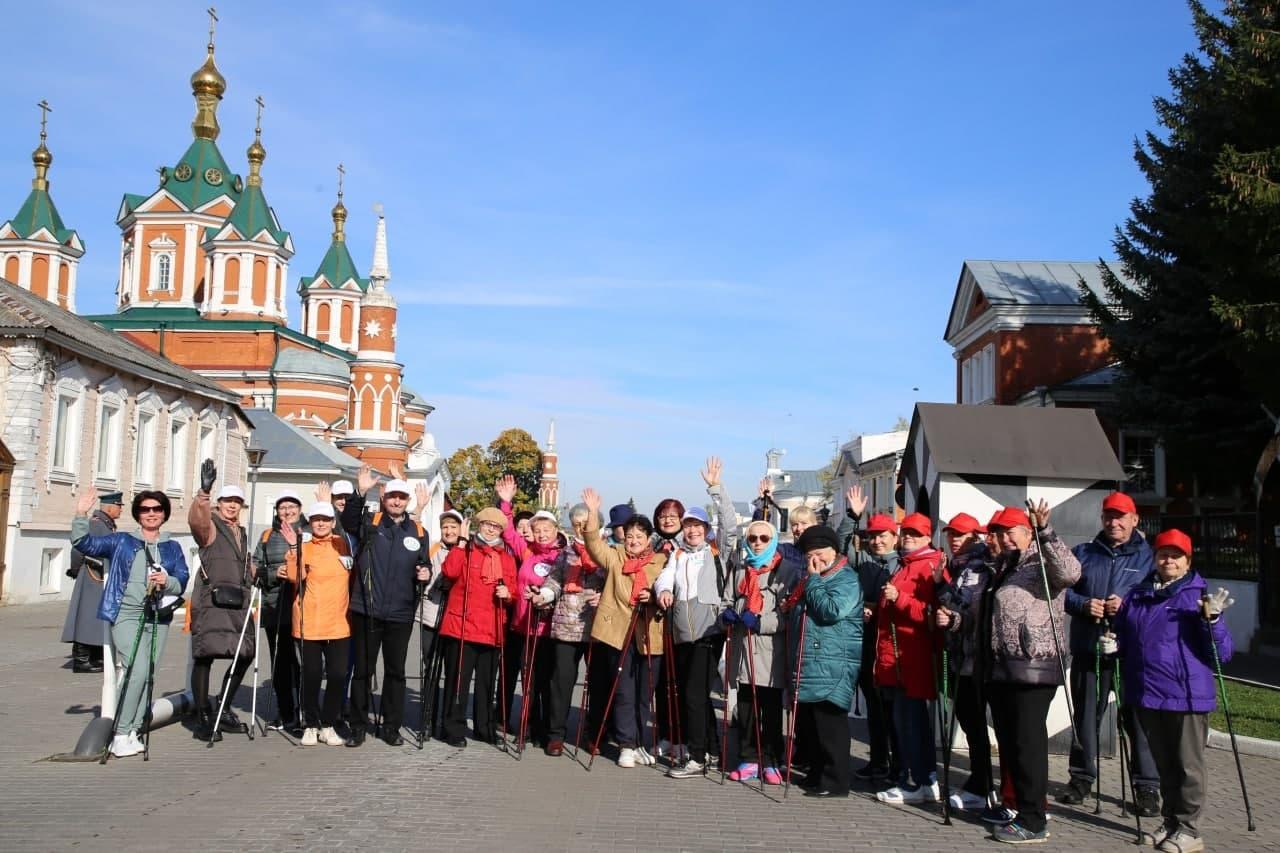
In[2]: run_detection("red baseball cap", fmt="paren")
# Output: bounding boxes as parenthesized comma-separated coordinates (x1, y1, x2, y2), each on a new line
(900, 512, 932, 537)
(1153, 528, 1192, 557)
(864, 513, 897, 534)
(943, 512, 981, 535)
(987, 507, 1031, 531)
(1102, 491, 1137, 515)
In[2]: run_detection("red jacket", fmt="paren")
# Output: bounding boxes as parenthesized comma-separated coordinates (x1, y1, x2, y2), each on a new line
(438, 540, 518, 646)
(873, 546, 947, 699)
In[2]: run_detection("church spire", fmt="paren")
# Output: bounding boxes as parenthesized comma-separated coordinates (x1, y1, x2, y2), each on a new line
(245, 95, 266, 187)
(331, 163, 347, 242)
(369, 203, 390, 287)
(190, 7, 226, 141)
(32, 100, 52, 192)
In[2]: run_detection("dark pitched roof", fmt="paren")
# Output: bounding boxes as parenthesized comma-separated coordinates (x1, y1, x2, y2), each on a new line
(905, 402, 1125, 481)
(0, 277, 240, 403)
(244, 408, 360, 473)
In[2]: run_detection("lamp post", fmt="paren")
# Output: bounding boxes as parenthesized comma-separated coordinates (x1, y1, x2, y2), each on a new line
(245, 445, 267, 545)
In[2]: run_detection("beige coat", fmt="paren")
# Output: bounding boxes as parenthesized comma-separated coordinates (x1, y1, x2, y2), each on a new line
(582, 515, 666, 654)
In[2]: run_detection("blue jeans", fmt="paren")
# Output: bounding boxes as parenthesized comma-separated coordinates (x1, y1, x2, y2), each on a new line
(888, 687, 935, 787)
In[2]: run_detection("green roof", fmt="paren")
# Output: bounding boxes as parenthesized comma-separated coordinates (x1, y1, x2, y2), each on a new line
(298, 238, 368, 294)
(88, 308, 354, 361)
(225, 183, 289, 245)
(5, 187, 78, 244)
(156, 138, 242, 211)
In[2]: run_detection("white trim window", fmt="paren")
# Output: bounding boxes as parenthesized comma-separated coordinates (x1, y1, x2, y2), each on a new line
(961, 343, 996, 405)
(148, 234, 177, 293)
(1119, 430, 1166, 497)
(133, 390, 162, 486)
(92, 378, 126, 484)
(48, 371, 87, 481)
(40, 547, 63, 594)
(167, 402, 193, 494)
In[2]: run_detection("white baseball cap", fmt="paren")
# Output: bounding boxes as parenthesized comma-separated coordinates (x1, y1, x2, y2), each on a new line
(307, 501, 335, 519)
(440, 509, 464, 524)
(215, 485, 246, 503)
(274, 490, 302, 507)
(530, 510, 559, 526)
(382, 479, 411, 497)
(331, 480, 355, 497)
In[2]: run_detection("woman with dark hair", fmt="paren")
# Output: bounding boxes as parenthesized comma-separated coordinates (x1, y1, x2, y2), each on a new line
(652, 499, 686, 556)
(581, 488, 667, 768)
(650, 496, 685, 755)
(72, 487, 189, 758)
(255, 491, 308, 734)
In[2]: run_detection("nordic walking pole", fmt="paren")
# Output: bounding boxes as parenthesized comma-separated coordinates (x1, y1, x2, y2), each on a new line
(141, 594, 161, 761)
(1093, 630, 1104, 816)
(719, 622, 735, 784)
(587, 607, 642, 770)
(1113, 660, 1143, 844)
(100, 609, 150, 764)
(454, 543, 473, 698)
(939, 640, 952, 825)
(784, 614, 807, 799)
(1024, 500, 1080, 749)
(1205, 603, 1255, 831)
(572, 638, 594, 762)
(212, 585, 258, 747)
(494, 588, 510, 753)
(644, 611, 659, 760)
(414, 581, 427, 749)
(250, 586, 262, 738)
(516, 605, 541, 759)
(742, 623, 766, 792)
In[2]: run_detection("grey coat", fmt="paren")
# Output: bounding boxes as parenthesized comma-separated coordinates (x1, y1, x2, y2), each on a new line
(61, 510, 114, 645)
(721, 551, 801, 689)
(652, 482, 738, 644)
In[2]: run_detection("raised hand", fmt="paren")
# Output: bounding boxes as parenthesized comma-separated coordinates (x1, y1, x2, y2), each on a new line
(845, 484, 868, 517)
(495, 474, 517, 503)
(414, 482, 429, 513)
(200, 459, 217, 494)
(581, 487, 601, 515)
(280, 522, 298, 547)
(757, 477, 771, 499)
(75, 485, 97, 517)
(701, 456, 723, 487)
(315, 481, 332, 503)
(1202, 587, 1235, 622)
(460, 518, 471, 540)
(356, 463, 376, 494)
(1028, 498, 1051, 530)
(389, 461, 404, 481)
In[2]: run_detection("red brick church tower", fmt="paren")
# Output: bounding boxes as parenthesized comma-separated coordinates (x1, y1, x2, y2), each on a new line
(538, 419, 559, 509)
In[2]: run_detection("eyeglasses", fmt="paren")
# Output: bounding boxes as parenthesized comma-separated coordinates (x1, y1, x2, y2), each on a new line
(747, 534, 772, 544)
(138, 504, 164, 514)
(657, 515, 681, 522)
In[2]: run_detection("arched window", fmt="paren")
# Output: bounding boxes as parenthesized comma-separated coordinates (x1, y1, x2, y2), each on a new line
(157, 255, 171, 291)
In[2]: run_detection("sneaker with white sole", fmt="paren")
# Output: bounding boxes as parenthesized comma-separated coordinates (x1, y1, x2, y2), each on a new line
(992, 822, 1049, 844)
(635, 746, 657, 766)
(1143, 826, 1171, 848)
(949, 790, 989, 811)
(110, 733, 143, 758)
(667, 759, 705, 779)
(877, 782, 940, 804)
(617, 747, 638, 768)
(320, 726, 345, 746)
(301, 727, 319, 746)
(1157, 830, 1203, 853)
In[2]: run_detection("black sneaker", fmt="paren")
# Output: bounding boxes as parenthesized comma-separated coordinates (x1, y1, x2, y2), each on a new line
(992, 822, 1048, 844)
(1134, 787, 1161, 818)
(980, 805, 1018, 826)
(446, 735, 467, 748)
(854, 762, 889, 781)
(381, 727, 405, 747)
(345, 729, 366, 748)
(1056, 777, 1091, 805)
(219, 707, 249, 734)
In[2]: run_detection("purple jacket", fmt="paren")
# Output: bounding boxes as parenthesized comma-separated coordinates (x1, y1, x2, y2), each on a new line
(1114, 570, 1233, 713)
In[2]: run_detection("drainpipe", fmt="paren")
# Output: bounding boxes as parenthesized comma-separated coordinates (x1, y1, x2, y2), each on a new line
(270, 328, 280, 413)
(157, 321, 166, 358)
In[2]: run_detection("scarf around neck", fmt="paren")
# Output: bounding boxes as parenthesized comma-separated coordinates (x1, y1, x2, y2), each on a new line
(621, 548, 655, 606)
(738, 553, 781, 615)
(742, 534, 779, 569)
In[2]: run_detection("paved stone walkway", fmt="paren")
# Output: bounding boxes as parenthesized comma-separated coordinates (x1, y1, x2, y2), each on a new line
(1, 603, 1276, 852)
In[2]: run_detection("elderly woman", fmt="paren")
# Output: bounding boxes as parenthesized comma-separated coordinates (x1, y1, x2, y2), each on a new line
(785, 525, 862, 797)
(982, 502, 1082, 844)
(1110, 530, 1234, 853)
(581, 488, 667, 768)
(719, 518, 800, 784)
(255, 490, 307, 734)
(539, 503, 607, 756)
(654, 457, 739, 779)
(73, 487, 189, 758)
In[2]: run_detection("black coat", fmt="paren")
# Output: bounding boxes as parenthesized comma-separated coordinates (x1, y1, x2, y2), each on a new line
(341, 493, 431, 624)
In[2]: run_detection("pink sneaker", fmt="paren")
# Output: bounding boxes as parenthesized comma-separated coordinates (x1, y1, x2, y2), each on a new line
(762, 767, 783, 785)
(728, 762, 759, 782)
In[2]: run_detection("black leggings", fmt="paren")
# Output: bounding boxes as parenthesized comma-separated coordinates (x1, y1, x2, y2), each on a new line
(264, 625, 299, 723)
(301, 639, 349, 727)
(735, 684, 784, 769)
(674, 637, 723, 762)
(191, 655, 252, 714)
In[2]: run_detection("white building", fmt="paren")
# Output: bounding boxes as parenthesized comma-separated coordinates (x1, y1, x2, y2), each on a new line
(830, 430, 909, 520)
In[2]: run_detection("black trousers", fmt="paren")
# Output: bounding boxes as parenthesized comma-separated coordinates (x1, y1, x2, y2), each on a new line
(736, 684, 784, 768)
(585, 643, 616, 749)
(502, 630, 554, 743)
(675, 637, 723, 762)
(800, 700, 850, 795)
(191, 655, 252, 714)
(988, 682, 1055, 834)
(593, 644, 659, 749)
(1068, 656, 1159, 789)
(300, 639, 349, 727)
(349, 612, 414, 734)
(953, 674, 994, 797)
(547, 639, 587, 742)
(439, 636, 498, 742)
(264, 625, 298, 723)
(859, 644, 897, 772)
(418, 625, 442, 736)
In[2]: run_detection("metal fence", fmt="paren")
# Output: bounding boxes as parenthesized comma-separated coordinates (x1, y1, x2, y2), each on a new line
(1137, 512, 1259, 580)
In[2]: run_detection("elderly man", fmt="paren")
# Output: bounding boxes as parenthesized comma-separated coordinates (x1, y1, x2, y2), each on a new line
(62, 491, 123, 673)
(340, 465, 433, 747)
(1060, 491, 1159, 815)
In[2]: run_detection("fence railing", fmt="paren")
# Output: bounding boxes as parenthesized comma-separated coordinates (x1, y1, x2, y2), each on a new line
(1137, 512, 1259, 581)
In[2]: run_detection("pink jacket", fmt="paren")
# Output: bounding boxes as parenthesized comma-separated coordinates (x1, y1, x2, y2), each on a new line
(501, 502, 564, 638)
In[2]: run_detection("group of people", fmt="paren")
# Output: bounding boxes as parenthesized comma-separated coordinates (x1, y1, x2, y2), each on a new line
(67, 457, 1238, 851)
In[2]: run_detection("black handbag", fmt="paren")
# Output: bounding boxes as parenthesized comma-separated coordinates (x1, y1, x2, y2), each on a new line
(211, 583, 246, 609)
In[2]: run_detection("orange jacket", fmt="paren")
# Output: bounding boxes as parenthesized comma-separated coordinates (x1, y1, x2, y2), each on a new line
(285, 534, 352, 641)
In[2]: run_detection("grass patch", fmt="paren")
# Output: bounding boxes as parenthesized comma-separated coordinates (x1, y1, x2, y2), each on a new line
(1211, 680, 1280, 741)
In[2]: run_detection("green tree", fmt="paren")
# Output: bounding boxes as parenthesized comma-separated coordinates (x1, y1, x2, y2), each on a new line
(1082, 0, 1276, 490)
(445, 428, 544, 517)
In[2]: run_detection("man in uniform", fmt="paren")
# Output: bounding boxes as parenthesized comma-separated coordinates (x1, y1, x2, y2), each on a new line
(61, 491, 122, 672)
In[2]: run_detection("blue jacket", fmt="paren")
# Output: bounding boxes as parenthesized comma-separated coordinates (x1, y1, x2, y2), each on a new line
(1114, 570, 1233, 713)
(788, 560, 862, 710)
(72, 523, 189, 625)
(1066, 531, 1153, 657)
(341, 494, 432, 624)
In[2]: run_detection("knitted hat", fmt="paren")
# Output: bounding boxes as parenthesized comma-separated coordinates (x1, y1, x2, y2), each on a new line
(796, 525, 841, 554)
(474, 507, 506, 528)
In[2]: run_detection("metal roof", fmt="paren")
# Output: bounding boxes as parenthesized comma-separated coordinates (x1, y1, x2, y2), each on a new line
(905, 402, 1125, 481)
(962, 260, 1130, 307)
(768, 468, 824, 499)
(244, 408, 360, 473)
(272, 347, 350, 381)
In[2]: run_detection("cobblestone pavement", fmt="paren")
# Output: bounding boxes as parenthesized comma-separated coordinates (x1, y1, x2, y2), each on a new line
(1, 603, 1276, 852)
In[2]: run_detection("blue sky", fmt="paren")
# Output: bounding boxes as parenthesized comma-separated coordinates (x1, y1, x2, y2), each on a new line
(1, 1, 1198, 512)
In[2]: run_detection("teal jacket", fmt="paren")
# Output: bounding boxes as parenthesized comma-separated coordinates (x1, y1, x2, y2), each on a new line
(789, 559, 863, 710)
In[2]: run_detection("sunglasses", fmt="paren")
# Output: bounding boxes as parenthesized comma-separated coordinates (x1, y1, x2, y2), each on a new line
(747, 534, 772, 544)
(138, 504, 164, 514)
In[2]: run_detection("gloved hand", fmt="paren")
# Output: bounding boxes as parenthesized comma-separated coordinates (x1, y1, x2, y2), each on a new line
(536, 586, 555, 606)
(721, 607, 740, 626)
(740, 611, 761, 634)
(1201, 587, 1235, 622)
(200, 458, 217, 493)
(1098, 631, 1118, 657)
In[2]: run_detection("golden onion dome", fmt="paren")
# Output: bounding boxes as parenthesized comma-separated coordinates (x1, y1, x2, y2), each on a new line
(191, 49, 226, 99)
(31, 143, 52, 169)
(247, 138, 266, 165)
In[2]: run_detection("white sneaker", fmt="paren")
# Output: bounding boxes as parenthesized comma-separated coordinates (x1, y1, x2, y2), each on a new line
(635, 746, 657, 766)
(319, 726, 344, 746)
(110, 734, 142, 758)
(300, 727, 318, 746)
(877, 782, 940, 804)
(949, 790, 988, 811)
(128, 731, 145, 751)
(617, 747, 637, 768)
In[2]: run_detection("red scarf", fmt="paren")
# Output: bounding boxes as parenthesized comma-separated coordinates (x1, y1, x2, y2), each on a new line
(783, 557, 847, 612)
(738, 554, 781, 615)
(565, 540, 600, 592)
(621, 548, 655, 605)
(475, 543, 504, 584)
